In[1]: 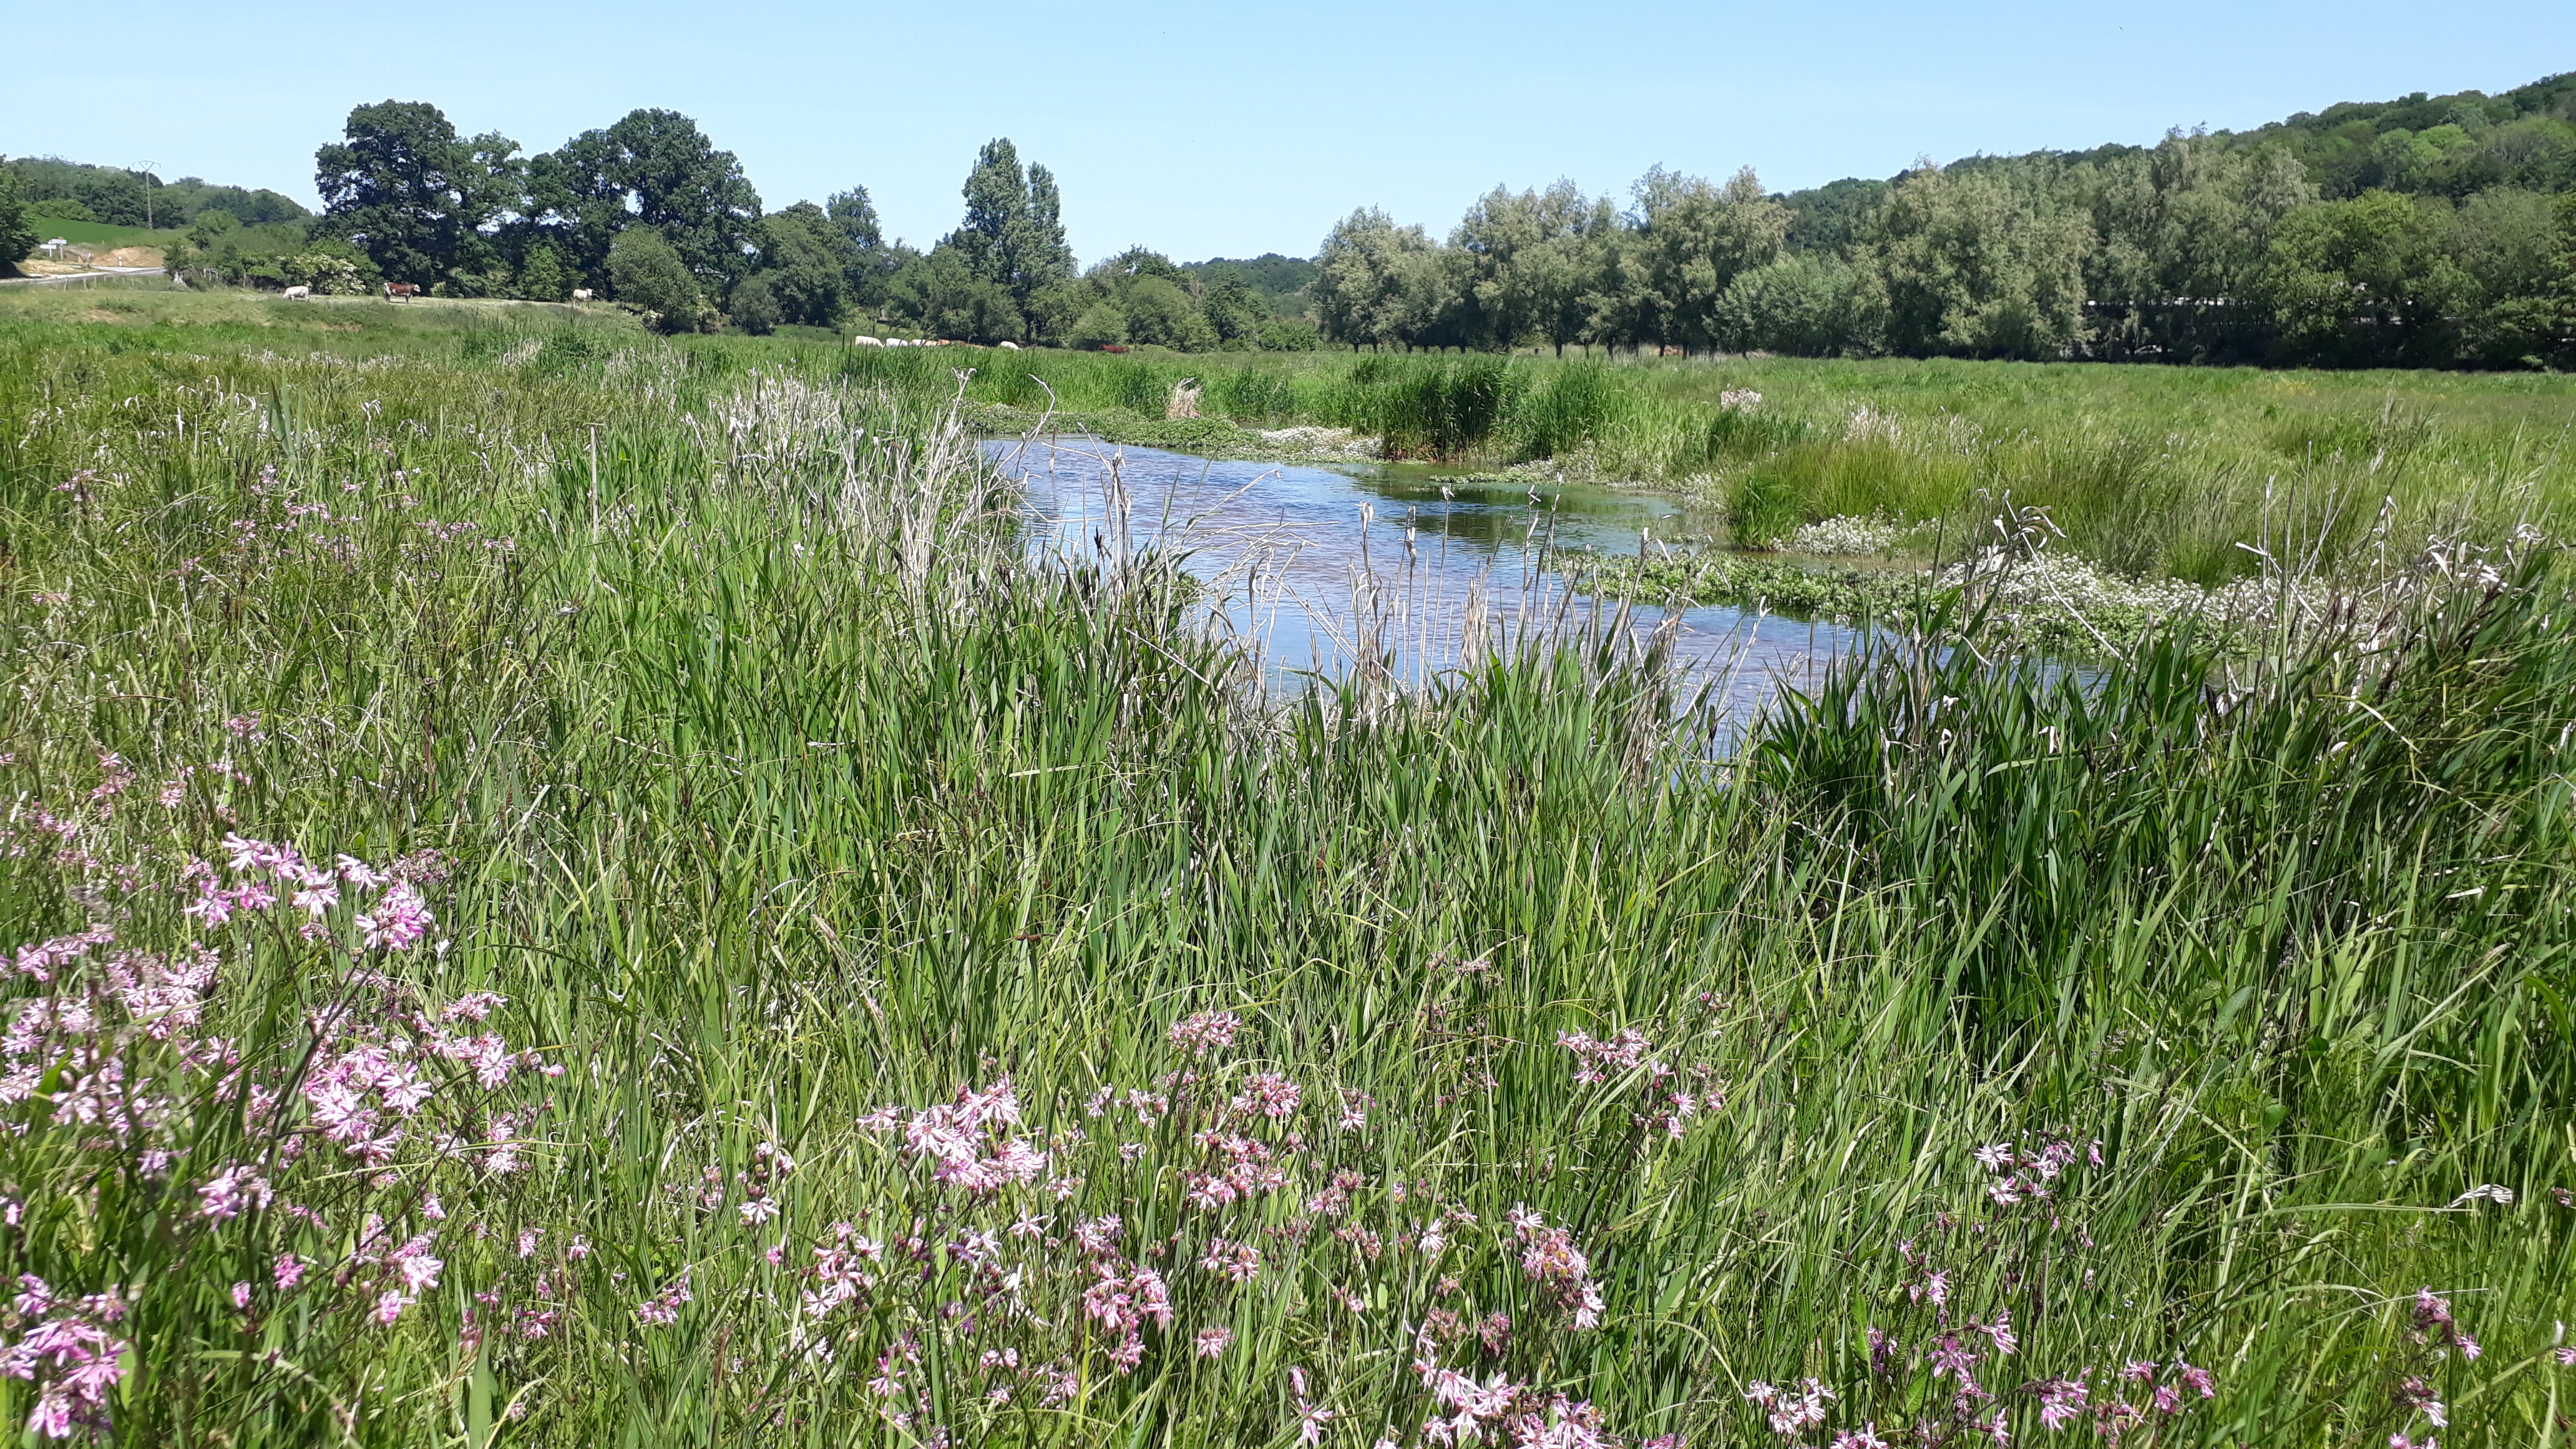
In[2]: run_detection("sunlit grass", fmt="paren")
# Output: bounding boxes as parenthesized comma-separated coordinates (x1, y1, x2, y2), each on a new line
(0, 304, 2565, 1447)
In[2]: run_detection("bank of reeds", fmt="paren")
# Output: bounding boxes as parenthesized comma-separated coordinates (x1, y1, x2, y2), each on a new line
(0, 306, 2567, 1447)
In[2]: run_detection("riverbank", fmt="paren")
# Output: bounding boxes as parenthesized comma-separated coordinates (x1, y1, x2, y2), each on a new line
(0, 300, 2566, 1447)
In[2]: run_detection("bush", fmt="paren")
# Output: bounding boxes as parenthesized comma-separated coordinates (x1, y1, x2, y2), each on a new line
(27, 197, 95, 224)
(608, 228, 711, 334)
(515, 243, 572, 302)
(728, 274, 783, 336)
(1121, 277, 1217, 350)
(281, 252, 366, 295)
(0, 168, 33, 268)
(1717, 254, 1885, 356)
(1068, 300, 1129, 350)
(1256, 317, 1324, 351)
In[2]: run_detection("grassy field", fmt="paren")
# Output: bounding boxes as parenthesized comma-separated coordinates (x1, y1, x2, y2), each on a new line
(827, 343, 2576, 588)
(15, 218, 185, 250)
(0, 288, 2566, 1445)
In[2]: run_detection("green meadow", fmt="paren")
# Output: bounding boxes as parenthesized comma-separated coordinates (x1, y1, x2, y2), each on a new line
(0, 288, 2565, 1447)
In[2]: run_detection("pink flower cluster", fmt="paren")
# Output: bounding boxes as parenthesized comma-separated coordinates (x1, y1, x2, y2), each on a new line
(1183, 1129, 1294, 1211)
(1971, 1135, 2099, 1208)
(1556, 1026, 1654, 1085)
(634, 1272, 693, 1327)
(1168, 1009, 1242, 1056)
(180, 835, 436, 952)
(1746, 1377, 1834, 1436)
(798, 1221, 886, 1321)
(2, 1277, 131, 1441)
(870, 1076, 1050, 1193)
(1413, 1347, 1619, 1448)
(1506, 1204, 1605, 1330)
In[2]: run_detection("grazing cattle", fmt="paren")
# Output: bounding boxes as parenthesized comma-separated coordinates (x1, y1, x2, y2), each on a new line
(384, 283, 420, 301)
(281, 285, 311, 301)
(571, 288, 594, 301)
(997, 340, 1021, 350)
(851, 335, 884, 347)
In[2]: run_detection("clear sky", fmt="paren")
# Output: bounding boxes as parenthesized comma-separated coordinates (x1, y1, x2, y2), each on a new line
(9, 1, 2571, 264)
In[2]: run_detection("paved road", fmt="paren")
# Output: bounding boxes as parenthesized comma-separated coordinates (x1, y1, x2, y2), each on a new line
(0, 266, 169, 288)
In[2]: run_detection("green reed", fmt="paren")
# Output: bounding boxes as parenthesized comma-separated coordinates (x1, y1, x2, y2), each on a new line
(0, 300, 2565, 1447)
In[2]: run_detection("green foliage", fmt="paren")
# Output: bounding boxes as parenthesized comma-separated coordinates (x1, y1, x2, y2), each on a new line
(754, 202, 852, 327)
(527, 109, 761, 290)
(726, 273, 781, 335)
(1066, 298, 1127, 349)
(313, 100, 522, 286)
(1715, 252, 1886, 355)
(2256, 189, 2464, 364)
(281, 248, 370, 295)
(1622, 165, 1791, 351)
(942, 138, 1073, 308)
(1194, 265, 1266, 346)
(824, 186, 900, 305)
(886, 245, 1025, 343)
(515, 242, 572, 302)
(607, 227, 708, 333)
(1255, 316, 1323, 350)
(25, 197, 95, 225)
(5, 155, 306, 227)
(1118, 276, 1216, 350)
(0, 165, 32, 268)
(1181, 252, 1317, 316)
(1312, 207, 1440, 349)
(1875, 163, 2092, 359)
(0, 310, 2569, 1446)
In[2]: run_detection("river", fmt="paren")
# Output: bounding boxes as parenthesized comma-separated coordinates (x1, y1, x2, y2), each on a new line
(987, 436, 1866, 721)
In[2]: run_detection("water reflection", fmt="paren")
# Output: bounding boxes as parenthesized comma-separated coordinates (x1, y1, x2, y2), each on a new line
(987, 436, 1861, 723)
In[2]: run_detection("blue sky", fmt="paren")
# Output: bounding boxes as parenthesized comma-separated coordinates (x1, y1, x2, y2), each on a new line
(9, 1, 2571, 263)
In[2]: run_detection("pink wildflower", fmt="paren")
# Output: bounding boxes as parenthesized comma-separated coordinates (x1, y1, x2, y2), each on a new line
(356, 881, 433, 951)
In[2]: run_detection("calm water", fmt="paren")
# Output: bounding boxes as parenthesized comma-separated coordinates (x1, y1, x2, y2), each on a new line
(986, 436, 1865, 718)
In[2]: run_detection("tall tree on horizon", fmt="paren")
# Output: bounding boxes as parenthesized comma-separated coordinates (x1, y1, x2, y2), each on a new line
(313, 100, 517, 286)
(942, 140, 1073, 309)
(527, 109, 761, 288)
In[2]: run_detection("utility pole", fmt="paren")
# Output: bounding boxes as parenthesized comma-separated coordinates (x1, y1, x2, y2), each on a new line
(134, 161, 160, 229)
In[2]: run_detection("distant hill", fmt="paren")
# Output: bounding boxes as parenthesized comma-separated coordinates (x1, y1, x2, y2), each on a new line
(3, 155, 308, 229)
(1870, 71, 2574, 201)
(2223, 71, 2576, 197)
(1184, 254, 1318, 316)
(21, 218, 183, 248)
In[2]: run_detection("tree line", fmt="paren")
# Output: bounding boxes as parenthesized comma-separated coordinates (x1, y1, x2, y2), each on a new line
(0, 155, 309, 231)
(91, 100, 1317, 347)
(1314, 117, 2576, 368)
(11, 71, 2569, 368)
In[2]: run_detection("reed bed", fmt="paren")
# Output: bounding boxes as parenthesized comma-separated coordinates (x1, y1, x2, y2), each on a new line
(0, 301, 2567, 1448)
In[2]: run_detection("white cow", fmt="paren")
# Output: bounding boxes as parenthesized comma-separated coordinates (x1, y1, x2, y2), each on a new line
(572, 288, 593, 301)
(281, 286, 311, 301)
(997, 340, 1021, 350)
(851, 335, 884, 348)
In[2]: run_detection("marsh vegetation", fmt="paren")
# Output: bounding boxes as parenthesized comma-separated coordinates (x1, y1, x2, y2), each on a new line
(0, 290, 2565, 1448)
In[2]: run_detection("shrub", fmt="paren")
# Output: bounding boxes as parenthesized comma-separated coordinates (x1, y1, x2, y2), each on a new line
(1121, 277, 1217, 350)
(281, 252, 366, 295)
(608, 228, 710, 334)
(728, 274, 783, 336)
(1257, 317, 1324, 351)
(1068, 300, 1129, 350)
(515, 243, 572, 302)
(26, 197, 95, 224)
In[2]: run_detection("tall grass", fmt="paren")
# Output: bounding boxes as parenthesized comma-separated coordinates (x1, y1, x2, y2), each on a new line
(0, 301, 2567, 1447)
